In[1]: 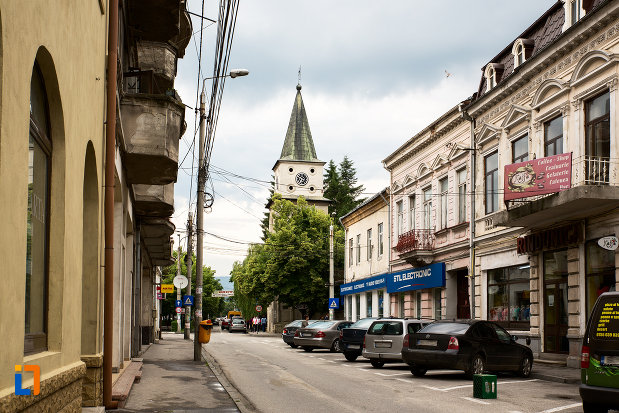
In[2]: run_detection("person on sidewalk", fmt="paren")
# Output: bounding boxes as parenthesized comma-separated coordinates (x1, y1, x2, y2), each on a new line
(261, 316, 266, 332)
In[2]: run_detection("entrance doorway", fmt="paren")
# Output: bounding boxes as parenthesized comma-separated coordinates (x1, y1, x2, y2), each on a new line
(543, 250, 569, 353)
(456, 270, 470, 319)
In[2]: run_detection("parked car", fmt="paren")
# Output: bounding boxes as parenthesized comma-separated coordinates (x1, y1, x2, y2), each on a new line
(401, 319, 533, 378)
(282, 320, 318, 348)
(363, 318, 431, 368)
(340, 317, 377, 361)
(293, 320, 353, 352)
(221, 318, 230, 330)
(579, 292, 619, 413)
(211, 318, 220, 326)
(229, 318, 247, 333)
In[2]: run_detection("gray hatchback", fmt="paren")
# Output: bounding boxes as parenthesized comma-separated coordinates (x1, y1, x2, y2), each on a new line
(363, 318, 431, 368)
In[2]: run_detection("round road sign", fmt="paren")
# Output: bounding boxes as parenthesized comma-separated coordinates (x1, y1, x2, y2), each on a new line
(175, 307, 182, 314)
(173, 275, 188, 289)
(255, 305, 262, 312)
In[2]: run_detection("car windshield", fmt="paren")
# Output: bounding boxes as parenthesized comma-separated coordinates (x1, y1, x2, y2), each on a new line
(307, 321, 334, 329)
(350, 318, 376, 329)
(368, 321, 403, 335)
(419, 322, 469, 335)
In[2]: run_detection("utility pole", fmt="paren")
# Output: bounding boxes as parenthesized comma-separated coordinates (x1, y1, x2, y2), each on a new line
(329, 223, 334, 320)
(176, 234, 182, 333)
(185, 214, 193, 339)
(194, 86, 206, 361)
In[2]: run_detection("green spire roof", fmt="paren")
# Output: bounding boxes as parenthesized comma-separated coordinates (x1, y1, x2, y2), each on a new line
(279, 84, 319, 161)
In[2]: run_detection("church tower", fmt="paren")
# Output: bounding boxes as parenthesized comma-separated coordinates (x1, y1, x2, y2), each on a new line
(271, 82, 330, 216)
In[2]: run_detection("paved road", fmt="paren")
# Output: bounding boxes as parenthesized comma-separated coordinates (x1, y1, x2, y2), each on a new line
(204, 329, 583, 413)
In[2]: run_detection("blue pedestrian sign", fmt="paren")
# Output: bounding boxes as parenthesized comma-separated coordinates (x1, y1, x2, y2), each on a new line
(182, 295, 194, 306)
(175, 300, 182, 308)
(328, 298, 339, 309)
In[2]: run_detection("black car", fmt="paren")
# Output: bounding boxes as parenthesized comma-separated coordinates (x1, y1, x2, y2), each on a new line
(401, 320, 533, 378)
(282, 320, 318, 348)
(340, 318, 377, 361)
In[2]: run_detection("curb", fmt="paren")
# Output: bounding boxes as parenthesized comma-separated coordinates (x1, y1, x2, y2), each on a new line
(530, 372, 580, 385)
(201, 346, 256, 413)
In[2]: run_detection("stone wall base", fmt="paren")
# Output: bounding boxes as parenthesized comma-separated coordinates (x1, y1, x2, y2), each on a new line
(0, 363, 85, 413)
(81, 354, 103, 407)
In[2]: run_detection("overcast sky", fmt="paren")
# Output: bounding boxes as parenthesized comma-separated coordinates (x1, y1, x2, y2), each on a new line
(171, 1, 556, 286)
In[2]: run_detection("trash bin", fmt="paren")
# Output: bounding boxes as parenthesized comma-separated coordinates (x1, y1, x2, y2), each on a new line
(199, 320, 213, 344)
(473, 374, 497, 399)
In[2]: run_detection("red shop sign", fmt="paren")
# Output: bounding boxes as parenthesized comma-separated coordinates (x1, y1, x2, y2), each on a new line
(504, 153, 571, 201)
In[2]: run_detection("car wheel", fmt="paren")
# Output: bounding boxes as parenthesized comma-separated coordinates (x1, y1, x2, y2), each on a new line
(303, 347, 313, 352)
(410, 365, 427, 377)
(582, 402, 608, 413)
(370, 360, 384, 368)
(466, 354, 485, 377)
(331, 339, 341, 353)
(344, 352, 358, 362)
(518, 355, 532, 378)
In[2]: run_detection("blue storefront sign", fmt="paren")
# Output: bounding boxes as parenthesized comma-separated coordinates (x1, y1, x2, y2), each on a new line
(386, 262, 446, 294)
(340, 273, 387, 296)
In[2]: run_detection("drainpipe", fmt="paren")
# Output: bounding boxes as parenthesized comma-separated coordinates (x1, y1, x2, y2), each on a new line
(460, 106, 476, 320)
(104, 0, 119, 408)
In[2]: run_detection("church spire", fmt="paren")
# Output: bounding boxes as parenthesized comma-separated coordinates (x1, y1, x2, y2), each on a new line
(279, 79, 319, 162)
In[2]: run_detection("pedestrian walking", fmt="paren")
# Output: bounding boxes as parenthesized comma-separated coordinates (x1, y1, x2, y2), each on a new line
(261, 316, 266, 332)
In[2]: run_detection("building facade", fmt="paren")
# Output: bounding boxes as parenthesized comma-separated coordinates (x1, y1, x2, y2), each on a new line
(465, 0, 619, 367)
(0, 0, 189, 410)
(340, 189, 391, 321)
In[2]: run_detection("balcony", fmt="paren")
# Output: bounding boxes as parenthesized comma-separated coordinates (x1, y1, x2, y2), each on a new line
(394, 229, 435, 266)
(494, 155, 619, 228)
(135, 41, 177, 91)
(133, 183, 174, 217)
(120, 92, 185, 185)
(126, 0, 191, 52)
(141, 218, 174, 267)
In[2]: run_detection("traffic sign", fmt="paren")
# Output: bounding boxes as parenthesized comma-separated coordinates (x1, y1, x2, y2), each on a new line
(161, 284, 174, 293)
(182, 295, 194, 306)
(328, 298, 340, 309)
(255, 305, 263, 312)
(173, 275, 188, 289)
(156, 293, 163, 300)
(175, 307, 182, 314)
(175, 300, 182, 308)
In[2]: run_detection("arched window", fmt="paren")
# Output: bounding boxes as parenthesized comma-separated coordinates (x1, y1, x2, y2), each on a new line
(25, 62, 51, 354)
(516, 44, 524, 66)
(487, 66, 496, 89)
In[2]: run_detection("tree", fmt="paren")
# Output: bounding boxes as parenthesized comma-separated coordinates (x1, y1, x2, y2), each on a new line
(323, 156, 365, 225)
(260, 176, 275, 242)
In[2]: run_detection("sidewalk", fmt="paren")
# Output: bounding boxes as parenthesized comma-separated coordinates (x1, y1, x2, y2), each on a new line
(116, 332, 239, 412)
(530, 361, 581, 384)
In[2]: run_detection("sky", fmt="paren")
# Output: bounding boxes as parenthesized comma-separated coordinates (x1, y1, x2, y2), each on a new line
(171, 1, 556, 286)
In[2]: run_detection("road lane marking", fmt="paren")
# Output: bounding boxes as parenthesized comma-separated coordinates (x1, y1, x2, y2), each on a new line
(538, 403, 582, 413)
(374, 372, 412, 377)
(423, 379, 539, 392)
(395, 378, 411, 383)
(462, 397, 491, 405)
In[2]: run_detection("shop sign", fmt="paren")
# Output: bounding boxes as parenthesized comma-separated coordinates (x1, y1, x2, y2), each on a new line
(386, 263, 445, 294)
(517, 223, 582, 255)
(598, 236, 618, 251)
(340, 273, 387, 296)
(504, 153, 571, 201)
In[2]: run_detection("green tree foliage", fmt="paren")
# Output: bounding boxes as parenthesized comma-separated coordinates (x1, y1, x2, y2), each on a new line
(234, 195, 344, 317)
(323, 156, 366, 225)
(159, 250, 224, 324)
(260, 177, 275, 242)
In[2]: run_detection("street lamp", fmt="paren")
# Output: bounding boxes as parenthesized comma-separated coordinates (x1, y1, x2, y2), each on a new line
(193, 68, 249, 361)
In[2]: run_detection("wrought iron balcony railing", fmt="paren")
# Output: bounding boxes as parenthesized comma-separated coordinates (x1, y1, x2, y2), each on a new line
(395, 229, 435, 253)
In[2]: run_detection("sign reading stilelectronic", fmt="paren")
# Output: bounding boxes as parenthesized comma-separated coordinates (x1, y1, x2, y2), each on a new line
(339, 263, 446, 296)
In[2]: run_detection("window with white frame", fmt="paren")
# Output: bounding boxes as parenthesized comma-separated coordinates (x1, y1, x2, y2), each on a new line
(571, 0, 582, 25)
(485, 63, 504, 92)
(377, 223, 384, 256)
(457, 168, 467, 224)
(396, 200, 404, 236)
(515, 43, 524, 67)
(349, 238, 353, 266)
(408, 195, 416, 231)
(485, 151, 499, 214)
(423, 186, 432, 230)
(367, 228, 372, 260)
(512, 135, 528, 164)
(356, 234, 361, 264)
(544, 116, 563, 156)
(439, 177, 448, 230)
(512, 39, 533, 68)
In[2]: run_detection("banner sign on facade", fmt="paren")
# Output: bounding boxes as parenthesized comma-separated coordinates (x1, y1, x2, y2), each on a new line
(504, 153, 571, 201)
(340, 273, 387, 296)
(386, 263, 446, 294)
(212, 290, 234, 297)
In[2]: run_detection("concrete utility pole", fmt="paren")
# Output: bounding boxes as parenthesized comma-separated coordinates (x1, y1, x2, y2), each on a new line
(194, 86, 206, 361)
(329, 224, 334, 320)
(176, 234, 182, 333)
(185, 214, 193, 339)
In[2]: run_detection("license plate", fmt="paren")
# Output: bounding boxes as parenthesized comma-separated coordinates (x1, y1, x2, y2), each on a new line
(417, 339, 437, 347)
(375, 342, 392, 348)
(601, 356, 619, 366)
(348, 344, 360, 349)
(302, 333, 311, 337)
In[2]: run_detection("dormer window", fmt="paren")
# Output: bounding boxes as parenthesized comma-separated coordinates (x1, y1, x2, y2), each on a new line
(512, 39, 534, 69)
(571, 0, 582, 25)
(563, 0, 587, 31)
(484, 63, 504, 92)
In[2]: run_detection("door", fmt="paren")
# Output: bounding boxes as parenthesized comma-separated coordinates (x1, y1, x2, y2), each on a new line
(457, 270, 471, 319)
(543, 249, 569, 353)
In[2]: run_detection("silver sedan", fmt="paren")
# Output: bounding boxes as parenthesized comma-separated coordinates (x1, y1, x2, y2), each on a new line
(293, 320, 352, 352)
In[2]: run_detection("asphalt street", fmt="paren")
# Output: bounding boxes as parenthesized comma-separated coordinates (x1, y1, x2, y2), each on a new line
(203, 329, 583, 413)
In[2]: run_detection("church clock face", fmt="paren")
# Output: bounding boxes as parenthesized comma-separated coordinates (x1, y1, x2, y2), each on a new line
(295, 172, 309, 186)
